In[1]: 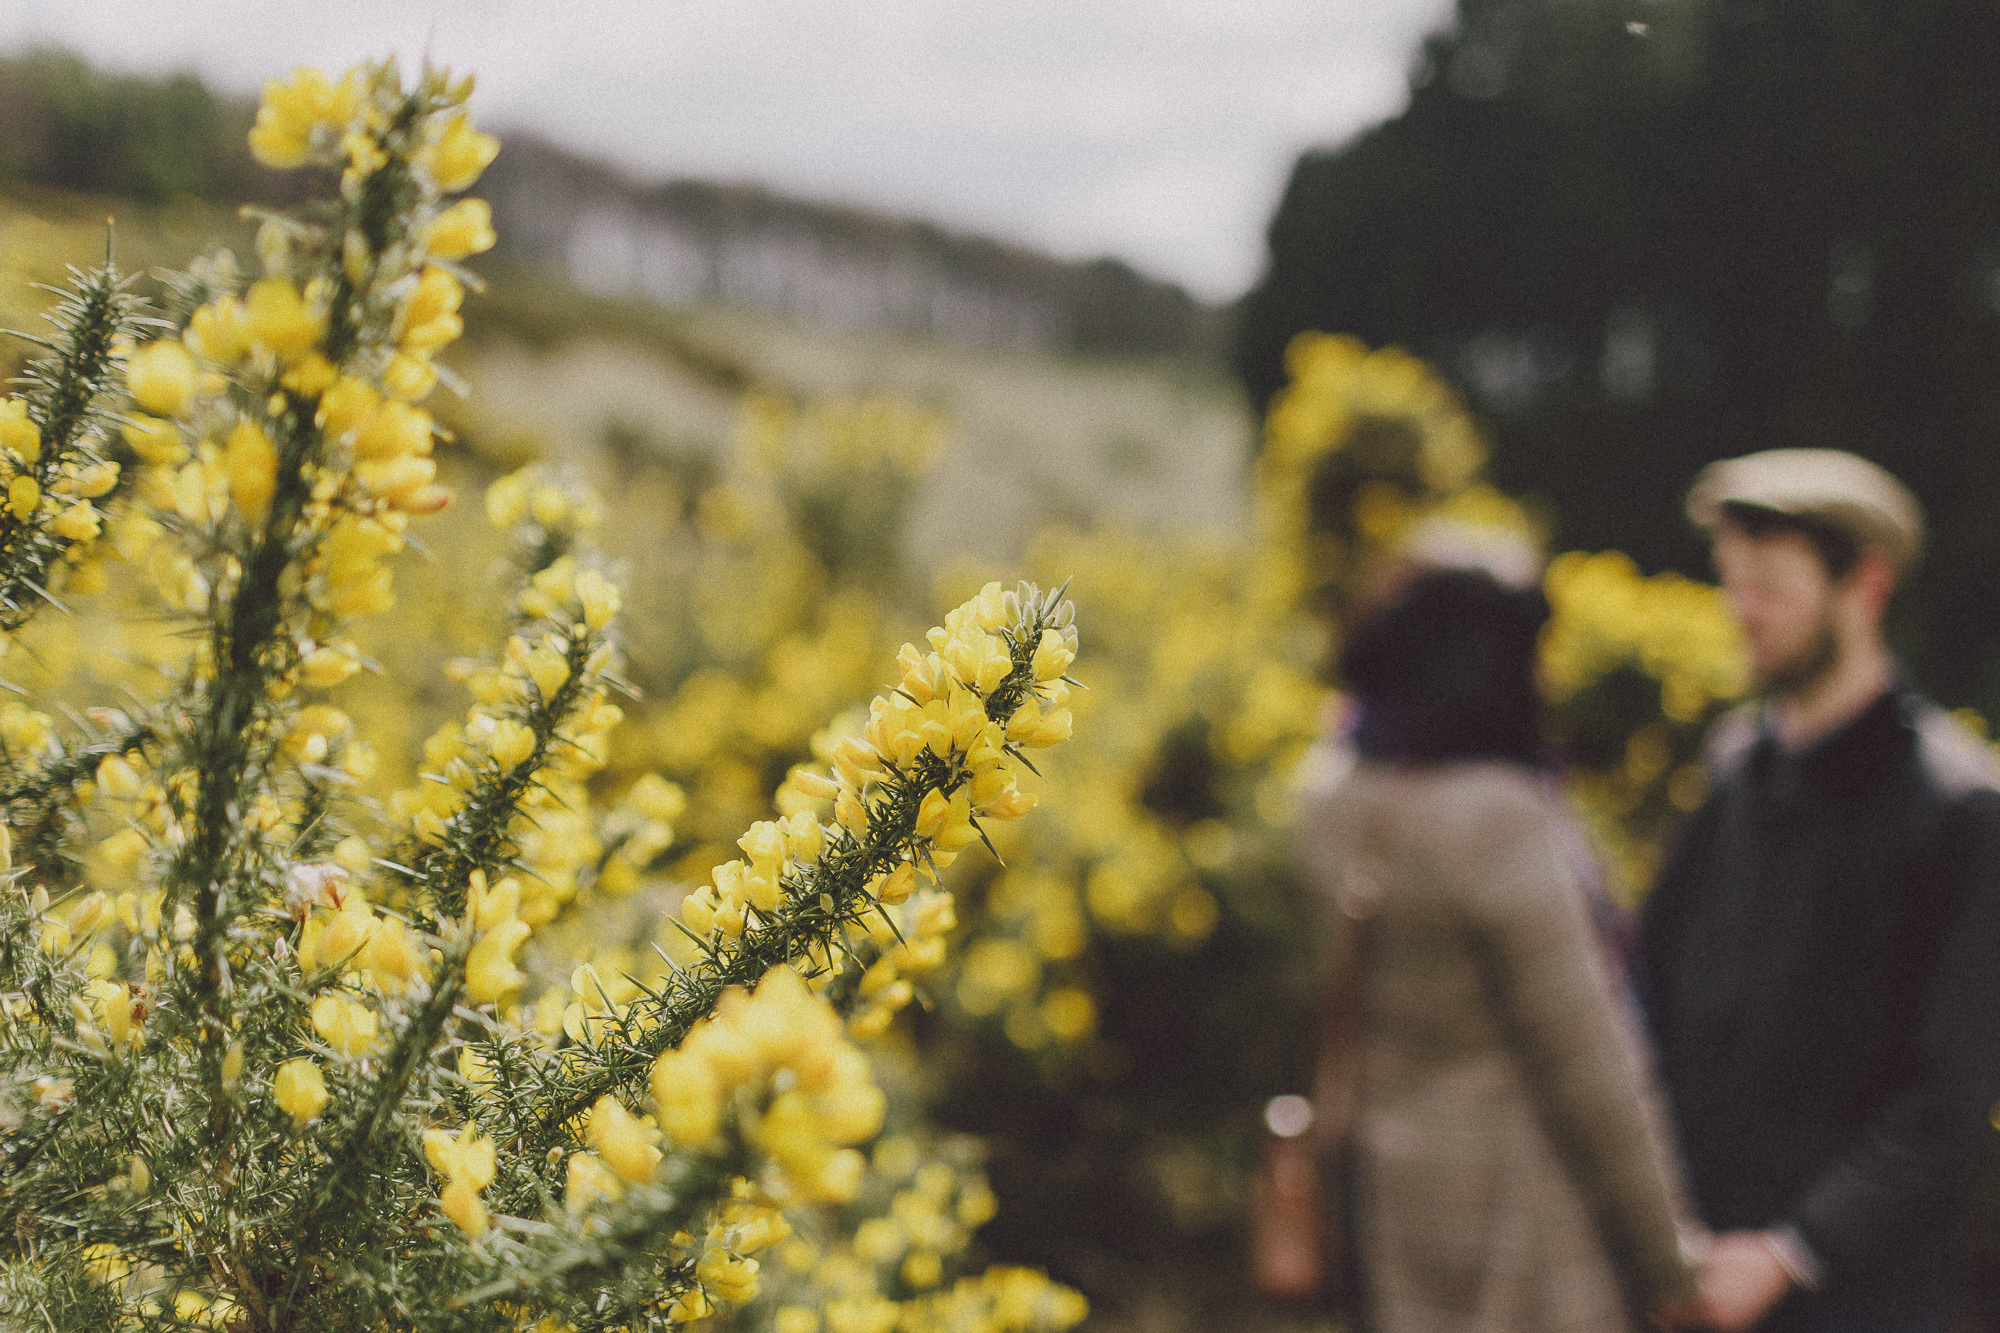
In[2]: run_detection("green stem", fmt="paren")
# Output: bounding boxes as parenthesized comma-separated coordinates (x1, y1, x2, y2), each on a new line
(514, 619, 1059, 1163)
(399, 627, 601, 923)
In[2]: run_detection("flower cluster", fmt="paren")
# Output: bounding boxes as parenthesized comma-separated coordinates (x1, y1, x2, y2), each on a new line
(785, 580, 1073, 847)
(646, 965, 883, 1211)
(1257, 330, 1491, 609)
(1542, 548, 1749, 722)
(499, 576, 1078, 1134)
(895, 1266, 1091, 1333)
(387, 494, 625, 925)
(1542, 549, 1750, 894)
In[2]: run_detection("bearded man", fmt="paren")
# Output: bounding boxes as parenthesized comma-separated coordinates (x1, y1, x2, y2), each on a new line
(1638, 449, 2000, 1333)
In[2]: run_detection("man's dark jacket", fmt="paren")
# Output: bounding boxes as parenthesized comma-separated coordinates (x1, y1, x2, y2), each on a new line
(1638, 686, 2000, 1328)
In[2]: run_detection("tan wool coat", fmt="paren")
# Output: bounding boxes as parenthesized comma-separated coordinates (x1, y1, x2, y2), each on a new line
(1299, 759, 1698, 1333)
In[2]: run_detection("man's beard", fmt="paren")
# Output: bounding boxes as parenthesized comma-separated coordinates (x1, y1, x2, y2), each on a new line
(1760, 610, 1841, 697)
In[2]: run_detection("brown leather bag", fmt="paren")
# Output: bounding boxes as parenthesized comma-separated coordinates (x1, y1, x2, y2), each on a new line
(1251, 808, 1386, 1307)
(1251, 1110, 1328, 1299)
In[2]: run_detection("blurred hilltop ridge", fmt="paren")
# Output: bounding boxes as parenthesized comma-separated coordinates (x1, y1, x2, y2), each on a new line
(488, 134, 1224, 357)
(0, 49, 1224, 359)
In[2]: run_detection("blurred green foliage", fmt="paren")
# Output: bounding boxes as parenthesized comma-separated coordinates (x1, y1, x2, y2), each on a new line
(0, 50, 294, 205)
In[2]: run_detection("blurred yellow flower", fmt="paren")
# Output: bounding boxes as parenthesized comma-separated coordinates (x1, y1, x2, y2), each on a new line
(585, 1095, 663, 1184)
(696, 1249, 761, 1305)
(248, 66, 359, 168)
(126, 340, 198, 418)
(7, 476, 38, 521)
(398, 267, 464, 353)
(244, 279, 324, 364)
(273, 1057, 330, 1126)
(425, 114, 500, 192)
(50, 503, 98, 542)
(121, 414, 186, 466)
(187, 294, 252, 363)
(425, 198, 497, 260)
(0, 399, 39, 462)
(310, 993, 379, 1057)
(564, 1150, 624, 1213)
(224, 419, 279, 524)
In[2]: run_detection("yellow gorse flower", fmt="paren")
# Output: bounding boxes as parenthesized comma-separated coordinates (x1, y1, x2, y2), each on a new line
(696, 1248, 761, 1305)
(310, 993, 379, 1057)
(423, 1123, 497, 1235)
(647, 967, 883, 1207)
(0, 398, 39, 462)
(7, 476, 38, 522)
(273, 1057, 330, 1126)
(585, 1095, 663, 1184)
(248, 66, 360, 168)
(222, 419, 278, 524)
(464, 870, 532, 1005)
(398, 267, 464, 352)
(423, 112, 500, 191)
(423, 198, 497, 260)
(563, 1149, 624, 1214)
(242, 277, 325, 364)
(186, 292, 251, 362)
(125, 340, 197, 418)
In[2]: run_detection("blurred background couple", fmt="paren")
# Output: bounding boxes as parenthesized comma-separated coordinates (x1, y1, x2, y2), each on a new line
(1297, 448, 2000, 1333)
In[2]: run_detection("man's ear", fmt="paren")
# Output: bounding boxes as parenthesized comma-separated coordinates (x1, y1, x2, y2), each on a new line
(1844, 546, 1899, 625)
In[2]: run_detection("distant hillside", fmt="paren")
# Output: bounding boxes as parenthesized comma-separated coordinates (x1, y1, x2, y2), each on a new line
(483, 135, 1223, 357)
(0, 188, 1253, 575)
(0, 50, 1223, 359)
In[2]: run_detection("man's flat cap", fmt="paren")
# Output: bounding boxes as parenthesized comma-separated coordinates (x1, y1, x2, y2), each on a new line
(1687, 448, 1924, 570)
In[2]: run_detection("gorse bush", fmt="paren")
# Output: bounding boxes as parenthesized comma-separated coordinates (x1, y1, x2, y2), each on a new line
(0, 61, 1087, 1332)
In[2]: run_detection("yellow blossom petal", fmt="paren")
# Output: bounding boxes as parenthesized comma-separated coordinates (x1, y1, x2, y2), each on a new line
(8, 476, 39, 521)
(126, 341, 198, 417)
(223, 420, 278, 523)
(273, 1057, 329, 1126)
(425, 197, 497, 260)
(427, 113, 500, 191)
(586, 1095, 664, 1184)
(0, 399, 40, 462)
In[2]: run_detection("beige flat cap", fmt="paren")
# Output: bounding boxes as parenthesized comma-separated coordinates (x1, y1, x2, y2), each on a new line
(1687, 448, 1924, 570)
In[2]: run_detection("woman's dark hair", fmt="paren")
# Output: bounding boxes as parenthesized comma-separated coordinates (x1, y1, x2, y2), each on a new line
(1340, 566, 1551, 768)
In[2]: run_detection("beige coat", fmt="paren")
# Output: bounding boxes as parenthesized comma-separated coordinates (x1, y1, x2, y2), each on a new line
(1299, 759, 1697, 1333)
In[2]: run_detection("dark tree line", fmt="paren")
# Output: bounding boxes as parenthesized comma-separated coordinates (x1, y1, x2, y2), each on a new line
(0, 51, 298, 205)
(1235, 0, 2000, 713)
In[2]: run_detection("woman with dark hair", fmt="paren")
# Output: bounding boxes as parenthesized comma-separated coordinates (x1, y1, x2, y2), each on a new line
(1297, 534, 1702, 1333)
(1340, 565, 1549, 769)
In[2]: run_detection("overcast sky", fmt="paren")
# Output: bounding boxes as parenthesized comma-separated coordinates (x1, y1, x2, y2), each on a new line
(0, 1, 1457, 301)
